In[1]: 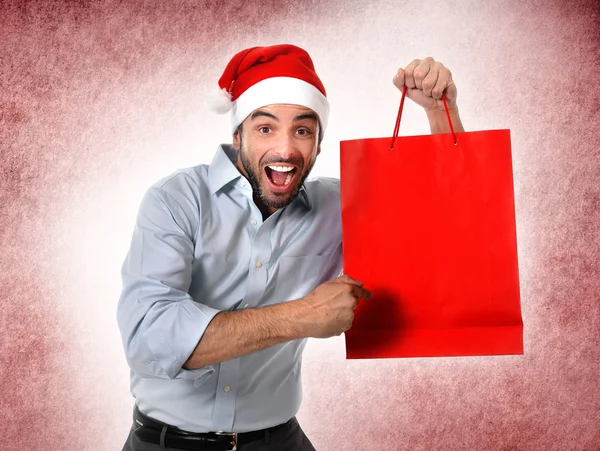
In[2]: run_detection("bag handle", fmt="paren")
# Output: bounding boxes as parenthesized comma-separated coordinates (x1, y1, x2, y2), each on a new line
(390, 85, 457, 149)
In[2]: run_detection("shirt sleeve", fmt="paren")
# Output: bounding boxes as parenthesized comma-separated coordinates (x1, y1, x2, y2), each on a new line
(117, 186, 221, 380)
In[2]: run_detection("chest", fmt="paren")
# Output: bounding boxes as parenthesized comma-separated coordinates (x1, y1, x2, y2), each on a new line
(188, 193, 343, 310)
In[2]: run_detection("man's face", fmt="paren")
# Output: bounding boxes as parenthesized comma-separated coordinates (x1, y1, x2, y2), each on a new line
(233, 104, 321, 212)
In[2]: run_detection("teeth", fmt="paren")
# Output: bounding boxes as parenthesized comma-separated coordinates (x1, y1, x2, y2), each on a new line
(268, 165, 294, 172)
(284, 173, 293, 185)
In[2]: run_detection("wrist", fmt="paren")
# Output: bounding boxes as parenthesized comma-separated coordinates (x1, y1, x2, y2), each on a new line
(426, 106, 464, 134)
(284, 297, 314, 339)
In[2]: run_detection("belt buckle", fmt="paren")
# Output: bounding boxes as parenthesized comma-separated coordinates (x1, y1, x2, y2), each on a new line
(215, 431, 238, 451)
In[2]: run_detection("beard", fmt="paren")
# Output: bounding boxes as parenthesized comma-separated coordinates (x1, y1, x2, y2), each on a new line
(238, 140, 316, 210)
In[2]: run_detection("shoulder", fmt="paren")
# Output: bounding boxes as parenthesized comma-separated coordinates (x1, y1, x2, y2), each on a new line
(146, 164, 210, 211)
(152, 164, 209, 199)
(301, 176, 342, 246)
(138, 164, 210, 236)
(303, 176, 340, 209)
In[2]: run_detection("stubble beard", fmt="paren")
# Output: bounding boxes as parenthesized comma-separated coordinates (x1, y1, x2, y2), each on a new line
(238, 141, 315, 210)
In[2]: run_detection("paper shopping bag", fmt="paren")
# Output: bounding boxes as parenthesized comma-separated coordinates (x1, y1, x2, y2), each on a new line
(340, 87, 523, 359)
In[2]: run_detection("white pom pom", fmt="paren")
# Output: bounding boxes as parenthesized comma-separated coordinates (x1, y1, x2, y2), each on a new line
(207, 87, 233, 114)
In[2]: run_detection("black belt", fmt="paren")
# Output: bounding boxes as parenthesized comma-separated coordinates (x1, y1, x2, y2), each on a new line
(133, 405, 293, 451)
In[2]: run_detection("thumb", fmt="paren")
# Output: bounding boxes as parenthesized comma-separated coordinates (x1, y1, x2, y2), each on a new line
(393, 68, 405, 90)
(339, 274, 364, 287)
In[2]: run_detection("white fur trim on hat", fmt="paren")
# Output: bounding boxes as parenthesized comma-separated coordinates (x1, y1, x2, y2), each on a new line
(207, 87, 233, 114)
(229, 77, 329, 134)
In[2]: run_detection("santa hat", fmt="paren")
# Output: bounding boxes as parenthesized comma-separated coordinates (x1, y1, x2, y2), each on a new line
(208, 44, 329, 135)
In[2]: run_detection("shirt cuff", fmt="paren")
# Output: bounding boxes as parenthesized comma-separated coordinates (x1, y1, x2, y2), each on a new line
(143, 300, 221, 379)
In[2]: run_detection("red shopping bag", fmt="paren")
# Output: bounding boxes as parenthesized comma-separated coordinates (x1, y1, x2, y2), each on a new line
(340, 87, 523, 359)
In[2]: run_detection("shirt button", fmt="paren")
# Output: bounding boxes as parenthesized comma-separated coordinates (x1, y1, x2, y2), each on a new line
(255, 261, 262, 268)
(251, 219, 257, 226)
(223, 385, 231, 392)
(244, 304, 249, 308)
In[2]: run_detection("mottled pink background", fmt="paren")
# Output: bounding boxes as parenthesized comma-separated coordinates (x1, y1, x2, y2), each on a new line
(1, 0, 599, 450)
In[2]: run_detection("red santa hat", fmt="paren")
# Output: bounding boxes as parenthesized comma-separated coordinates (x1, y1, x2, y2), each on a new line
(208, 44, 329, 135)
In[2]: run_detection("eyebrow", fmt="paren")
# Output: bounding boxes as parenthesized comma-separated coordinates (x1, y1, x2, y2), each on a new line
(293, 112, 318, 123)
(250, 110, 278, 121)
(249, 110, 318, 123)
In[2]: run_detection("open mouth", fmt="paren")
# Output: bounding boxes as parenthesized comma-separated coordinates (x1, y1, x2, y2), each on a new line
(264, 164, 299, 190)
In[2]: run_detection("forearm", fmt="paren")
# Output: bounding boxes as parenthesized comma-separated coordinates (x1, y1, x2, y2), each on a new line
(183, 299, 311, 369)
(426, 107, 465, 134)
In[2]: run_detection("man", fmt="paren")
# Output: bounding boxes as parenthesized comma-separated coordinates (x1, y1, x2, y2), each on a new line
(118, 44, 464, 451)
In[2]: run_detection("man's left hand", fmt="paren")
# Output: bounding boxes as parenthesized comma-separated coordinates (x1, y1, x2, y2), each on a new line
(393, 57, 457, 112)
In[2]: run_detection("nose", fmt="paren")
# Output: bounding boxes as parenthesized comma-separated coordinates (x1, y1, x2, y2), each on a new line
(272, 132, 297, 160)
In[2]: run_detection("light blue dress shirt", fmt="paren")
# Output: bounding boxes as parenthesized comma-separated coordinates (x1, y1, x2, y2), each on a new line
(117, 144, 343, 433)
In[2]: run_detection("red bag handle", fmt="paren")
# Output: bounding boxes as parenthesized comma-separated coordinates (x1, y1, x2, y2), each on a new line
(390, 85, 457, 149)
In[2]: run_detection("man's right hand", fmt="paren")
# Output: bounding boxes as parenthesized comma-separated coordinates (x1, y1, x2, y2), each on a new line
(298, 275, 372, 338)
(183, 274, 372, 368)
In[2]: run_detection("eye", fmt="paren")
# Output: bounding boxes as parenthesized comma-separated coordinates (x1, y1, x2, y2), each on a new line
(258, 126, 272, 134)
(296, 128, 312, 136)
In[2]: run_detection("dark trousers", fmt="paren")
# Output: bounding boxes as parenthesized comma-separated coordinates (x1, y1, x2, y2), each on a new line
(122, 416, 317, 451)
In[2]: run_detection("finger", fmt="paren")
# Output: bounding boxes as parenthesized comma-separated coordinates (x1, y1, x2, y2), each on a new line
(432, 66, 451, 100)
(350, 285, 372, 300)
(413, 57, 434, 90)
(403, 59, 421, 89)
(340, 274, 364, 287)
(437, 68, 457, 104)
(393, 67, 405, 90)
(341, 312, 355, 333)
(421, 62, 440, 98)
(444, 80, 458, 105)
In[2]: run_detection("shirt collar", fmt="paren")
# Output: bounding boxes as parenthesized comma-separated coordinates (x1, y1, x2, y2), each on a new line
(208, 144, 312, 210)
(208, 144, 243, 195)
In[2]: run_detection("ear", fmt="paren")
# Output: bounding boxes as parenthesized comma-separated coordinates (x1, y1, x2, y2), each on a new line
(232, 130, 241, 151)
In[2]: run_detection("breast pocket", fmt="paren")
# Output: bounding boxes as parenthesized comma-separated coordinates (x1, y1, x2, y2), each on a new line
(270, 254, 333, 303)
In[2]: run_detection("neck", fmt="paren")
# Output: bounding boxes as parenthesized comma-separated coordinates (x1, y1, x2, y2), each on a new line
(254, 195, 277, 220)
